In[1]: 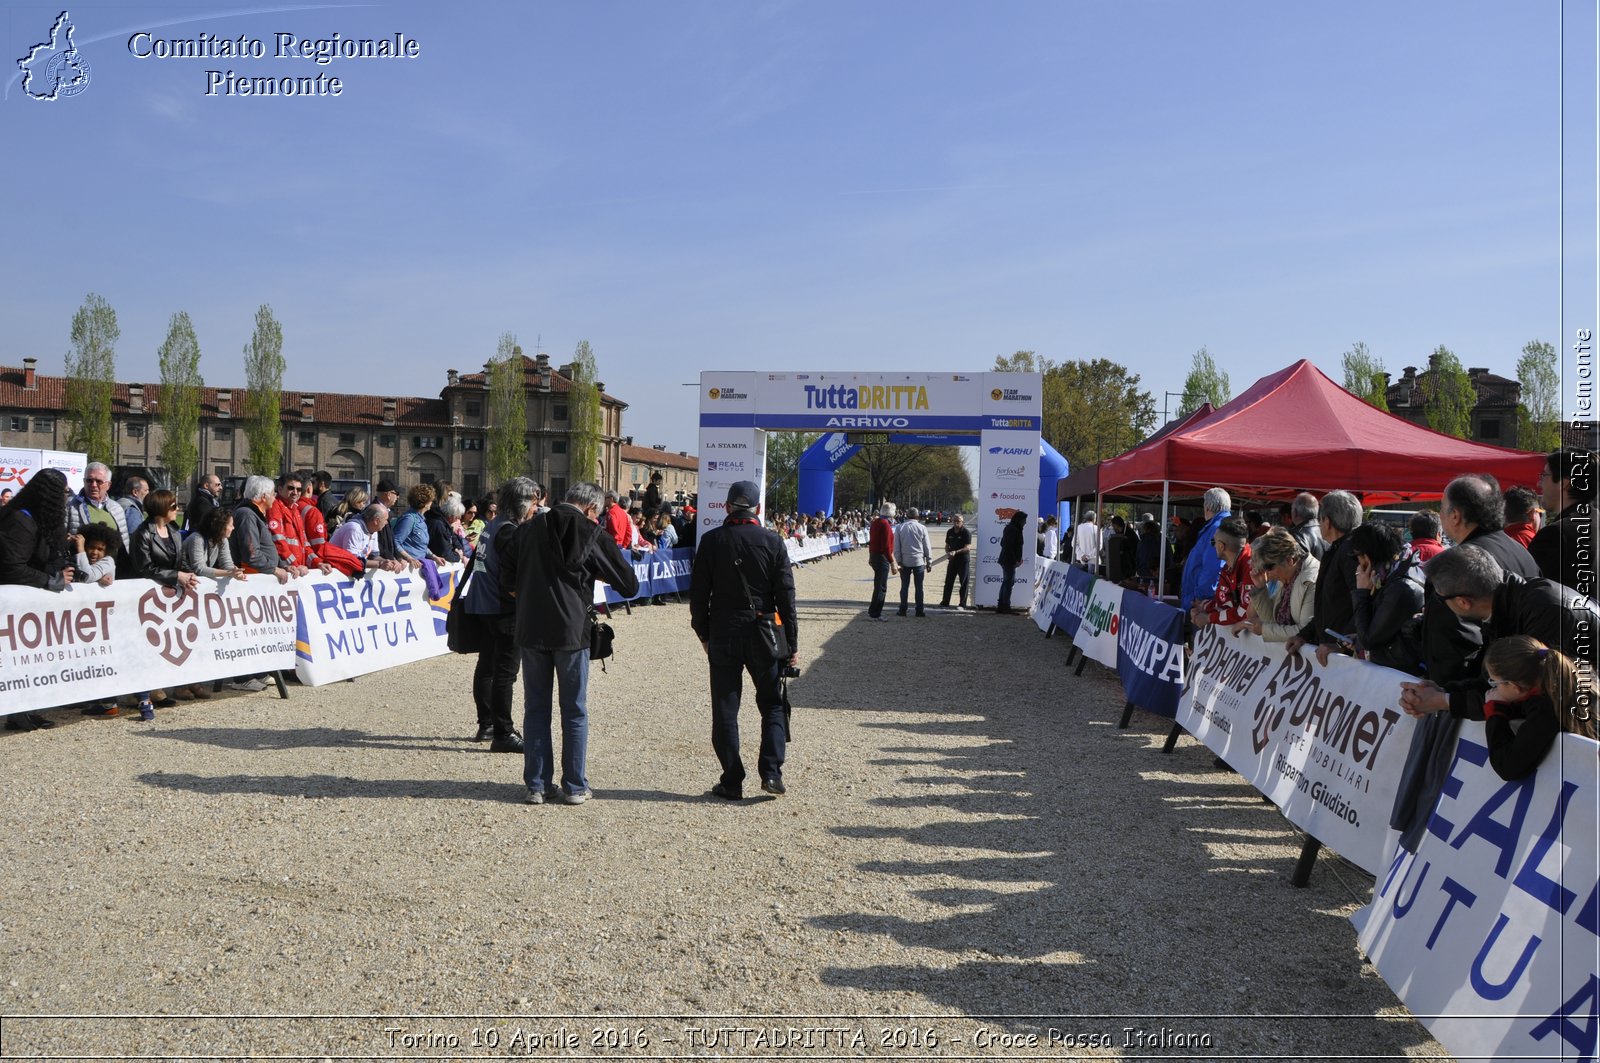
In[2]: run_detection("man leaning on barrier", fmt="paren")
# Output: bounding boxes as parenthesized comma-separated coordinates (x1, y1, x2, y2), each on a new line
(690, 480, 799, 800)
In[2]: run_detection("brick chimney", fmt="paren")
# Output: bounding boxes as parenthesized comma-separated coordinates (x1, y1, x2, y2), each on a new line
(301, 395, 315, 422)
(218, 390, 232, 418)
(382, 398, 397, 427)
(129, 384, 145, 414)
(447, 369, 459, 386)
(535, 353, 550, 367)
(22, 357, 36, 390)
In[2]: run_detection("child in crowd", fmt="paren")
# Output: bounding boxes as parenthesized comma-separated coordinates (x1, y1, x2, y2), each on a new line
(1482, 635, 1599, 780)
(72, 524, 120, 588)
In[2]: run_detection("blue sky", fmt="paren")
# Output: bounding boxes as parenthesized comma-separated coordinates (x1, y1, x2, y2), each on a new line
(2, 1, 1594, 455)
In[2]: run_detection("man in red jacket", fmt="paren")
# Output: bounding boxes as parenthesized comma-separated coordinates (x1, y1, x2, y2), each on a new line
(266, 473, 330, 577)
(866, 502, 898, 620)
(603, 489, 632, 550)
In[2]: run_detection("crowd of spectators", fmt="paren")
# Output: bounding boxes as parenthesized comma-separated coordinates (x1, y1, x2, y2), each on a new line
(1055, 452, 1598, 833)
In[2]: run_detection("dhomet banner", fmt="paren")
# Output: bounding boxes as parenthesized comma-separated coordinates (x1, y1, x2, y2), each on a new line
(1177, 625, 1416, 875)
(0, 578, 297, 712)
(1355, 729, 1600, 1063)
(293, 564, 460, 686)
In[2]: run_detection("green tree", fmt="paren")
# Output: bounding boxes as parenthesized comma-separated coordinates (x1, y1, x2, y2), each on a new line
(64, 292, 119, 461)
(993, 352, 1155, 470)
(242, 304, 285, 475)
(1421, 345, 1475, 439)
(156, 311, 204, 487)
(486, 333, 528, 486)
(1516, 339, 1562, 453)
(764, 431, 820, 516)
(1047, 359, 1157, 469)
(1341, 340, 1388, 410)
(902, 447, 974, 512)
(1178, 347, 1230, 417)
(566, 340, 603, 485)
(833, 444, 933, 510)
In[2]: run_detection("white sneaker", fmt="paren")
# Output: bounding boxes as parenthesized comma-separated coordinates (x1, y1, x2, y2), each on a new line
(227, 679, 267, 693)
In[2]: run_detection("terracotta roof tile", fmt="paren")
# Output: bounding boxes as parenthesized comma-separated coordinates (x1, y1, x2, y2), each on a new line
(621, 444, 699, 470)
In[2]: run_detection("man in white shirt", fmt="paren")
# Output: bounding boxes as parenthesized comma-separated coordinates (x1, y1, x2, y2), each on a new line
(1071, 511, 1101, 571)
(329, 504, 403, 573)
(892, 507, 932, 617)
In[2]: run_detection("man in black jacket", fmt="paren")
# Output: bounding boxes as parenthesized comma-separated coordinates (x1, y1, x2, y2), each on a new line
(690, 480, 798, 799)
(502, 481, 639, 805)
(1286, 489, 1361, 662)
(1531, 448, 1597, 602)
(185, 474, 221, 535)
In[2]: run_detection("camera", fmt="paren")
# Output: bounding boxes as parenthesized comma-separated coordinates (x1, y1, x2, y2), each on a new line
(781, 664, 801, 679)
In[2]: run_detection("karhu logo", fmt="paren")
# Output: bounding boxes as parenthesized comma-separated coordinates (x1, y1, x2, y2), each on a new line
(138, 586, 201, 666)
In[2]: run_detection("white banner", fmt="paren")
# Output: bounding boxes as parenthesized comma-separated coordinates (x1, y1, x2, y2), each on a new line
(974, 422, 1040, 608)
(1178, 626, 1416, 874)
(0, 577, 297, 711)
(1076, 575, 1123, 668)
(42, 449, 87, 493)
(696, 427, 765, 546)
(0, 448, 42, 495)
(293, 564, 461, 686)
(1355, 727, 1600, 1063)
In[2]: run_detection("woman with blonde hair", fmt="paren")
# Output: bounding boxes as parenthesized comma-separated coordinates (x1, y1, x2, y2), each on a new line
(1482, 636, 1599, 780)
(1244, 527, 1319, 642)
(328, 486, 368, 532)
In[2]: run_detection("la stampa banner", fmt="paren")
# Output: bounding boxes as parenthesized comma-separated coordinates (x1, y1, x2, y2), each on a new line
(1355, 729, 1600, 1063)
(1177, 625, 1416, 875)
(0, 578, 297, 711)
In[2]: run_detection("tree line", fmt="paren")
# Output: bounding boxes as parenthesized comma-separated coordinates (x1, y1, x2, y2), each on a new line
(60, 293, 608, 491)
(64, 292, 284, 487)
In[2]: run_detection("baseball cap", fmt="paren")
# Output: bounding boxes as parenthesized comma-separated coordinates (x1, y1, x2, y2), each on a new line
(726, 480, 760, 512)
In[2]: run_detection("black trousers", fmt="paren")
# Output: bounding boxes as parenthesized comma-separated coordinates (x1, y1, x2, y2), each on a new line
(941, 555, 969, 606)
(998, 562, 1019, 611)
(471, 614, 519, 737)
(708, 635, 787, 790)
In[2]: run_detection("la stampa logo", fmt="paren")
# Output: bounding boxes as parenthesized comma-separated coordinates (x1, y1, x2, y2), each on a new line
(18, 11, 91, 101)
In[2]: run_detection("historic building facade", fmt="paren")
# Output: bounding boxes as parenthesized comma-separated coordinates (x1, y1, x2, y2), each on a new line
(0, 353, 641, 502)
(620, 443, 700, 504)
(1383, 357, 1524, 447)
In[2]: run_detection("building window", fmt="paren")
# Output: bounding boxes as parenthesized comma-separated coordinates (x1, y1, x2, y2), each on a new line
(1480, 419, 1501, 440)
(552, 440, 567, 454)
(127, 423, 144, 439)
(297, 431, 316, 446)
(33, 416, 52, 432)
(413, 435, 443, 449)
(465, 401, 481, 418)
(554, 404, 568, 421)
(339, 432, 356, 446)
(549, 476, 567, 500)
(461, 437, 483, 451)
(379, 434, 395, 448)
(214, 465, 229, 478)
(213, 426, 232, 440)
(7, 416, 27, 432)
(463, 474, 480, 497)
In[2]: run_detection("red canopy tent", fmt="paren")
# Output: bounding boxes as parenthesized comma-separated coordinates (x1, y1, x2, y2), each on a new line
(1096, 359, 1545, 507)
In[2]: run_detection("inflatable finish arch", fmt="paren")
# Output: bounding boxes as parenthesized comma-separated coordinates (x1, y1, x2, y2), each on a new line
(698, 371, 1043, 608)
(795, 432, 1068, 527)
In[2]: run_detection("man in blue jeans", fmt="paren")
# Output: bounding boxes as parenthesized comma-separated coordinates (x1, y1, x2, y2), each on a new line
(502, 481, 639, 805)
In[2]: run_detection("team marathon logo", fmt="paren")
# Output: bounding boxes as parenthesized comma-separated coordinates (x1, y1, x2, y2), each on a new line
(706, 387, 748, 400)
(17, 11, 91, 101)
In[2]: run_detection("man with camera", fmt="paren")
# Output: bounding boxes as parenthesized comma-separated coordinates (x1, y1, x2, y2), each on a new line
(689, 480, 799, 800)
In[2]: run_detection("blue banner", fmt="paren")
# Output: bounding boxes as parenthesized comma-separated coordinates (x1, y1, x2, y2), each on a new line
(601, 547, 695, 604)
(1050, 564, 1096, 639)
(1114, 591, 1187, 718)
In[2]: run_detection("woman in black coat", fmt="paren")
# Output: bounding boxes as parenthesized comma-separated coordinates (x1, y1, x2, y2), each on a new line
(1349, 521, 1425, 674)
(0, 469, 73, 729)
(996, 510, 1028, 615)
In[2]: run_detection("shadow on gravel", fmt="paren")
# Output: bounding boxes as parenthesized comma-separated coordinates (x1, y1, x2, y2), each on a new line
(129, 726, 466, 754)
(137, 770, 523, 802)
(796, 591, 1425, 1058)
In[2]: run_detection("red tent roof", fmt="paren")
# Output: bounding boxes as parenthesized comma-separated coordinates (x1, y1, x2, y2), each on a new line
(1095, 359, 1545, 505)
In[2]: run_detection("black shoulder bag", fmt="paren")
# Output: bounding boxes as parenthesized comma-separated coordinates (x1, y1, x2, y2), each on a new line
(730, 548, 790, 661)
(445, 549, 486, 655)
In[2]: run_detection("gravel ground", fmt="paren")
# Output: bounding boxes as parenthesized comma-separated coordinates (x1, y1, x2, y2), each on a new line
(0, 546, 1451, 1062)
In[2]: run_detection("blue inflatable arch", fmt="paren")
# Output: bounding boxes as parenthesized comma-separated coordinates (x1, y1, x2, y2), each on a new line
(796, 432, 1068, 523)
